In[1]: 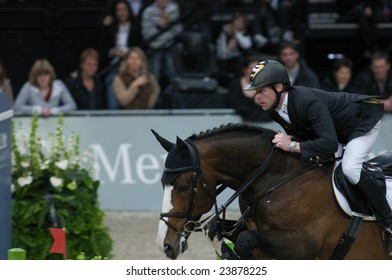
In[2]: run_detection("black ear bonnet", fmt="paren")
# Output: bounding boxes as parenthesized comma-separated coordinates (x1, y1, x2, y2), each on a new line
(162, 138, 200, 185)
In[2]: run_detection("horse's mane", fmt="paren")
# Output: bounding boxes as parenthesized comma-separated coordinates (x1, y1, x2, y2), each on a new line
(188, 123, 275, 141)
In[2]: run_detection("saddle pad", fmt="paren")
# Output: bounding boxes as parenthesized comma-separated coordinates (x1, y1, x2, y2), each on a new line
(332, 164, 392, 221)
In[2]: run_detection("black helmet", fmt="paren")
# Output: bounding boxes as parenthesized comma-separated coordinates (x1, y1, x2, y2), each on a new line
(243, 60, 290, 91)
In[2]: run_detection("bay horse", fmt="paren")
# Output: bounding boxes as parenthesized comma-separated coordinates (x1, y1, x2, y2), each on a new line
(152, 123, 392, 260)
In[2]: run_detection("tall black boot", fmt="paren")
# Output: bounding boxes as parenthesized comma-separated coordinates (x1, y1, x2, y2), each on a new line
(356, 170, 392, 256)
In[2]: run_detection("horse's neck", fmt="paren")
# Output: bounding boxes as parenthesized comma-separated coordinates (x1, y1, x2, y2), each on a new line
(204, 139, 324, 194)
(200, 138, 284, 191)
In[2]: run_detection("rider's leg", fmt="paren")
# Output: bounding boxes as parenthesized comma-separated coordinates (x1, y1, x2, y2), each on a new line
(356, 169, 392, 255)
(342, 121, 392, 256)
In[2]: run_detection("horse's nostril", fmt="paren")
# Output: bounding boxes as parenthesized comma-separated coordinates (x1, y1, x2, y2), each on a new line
(164, 243, 176, 260)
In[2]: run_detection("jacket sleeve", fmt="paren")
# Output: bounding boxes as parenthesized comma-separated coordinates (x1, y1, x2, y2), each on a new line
(51, 81, 77, 114)
(14, 83, 42, 115)
(141, 8, 159, 42)
(299, 98, 339, 161)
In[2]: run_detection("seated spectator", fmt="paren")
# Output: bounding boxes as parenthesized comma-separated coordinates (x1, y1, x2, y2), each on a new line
(216, 12, 254, 84)
(321, 57, 357, 93)
(141, 0, 182, 89)
(14, 59, 76, 116)
(278, 40, 320, 88)
(100, 0, 134, 109)
(0, 59, 13, 105)
(64, 48, 107, 110)
(227, 55, 270, 122)
(101, 0, 152, 48)
(113, 47, 160, 109)
(355, 51, 392, 112)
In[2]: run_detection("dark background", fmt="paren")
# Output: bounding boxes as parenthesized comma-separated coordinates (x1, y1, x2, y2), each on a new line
(1, 0, 391, 95)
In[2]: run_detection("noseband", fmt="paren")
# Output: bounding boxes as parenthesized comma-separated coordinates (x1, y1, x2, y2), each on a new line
(160, 139, 215, 234)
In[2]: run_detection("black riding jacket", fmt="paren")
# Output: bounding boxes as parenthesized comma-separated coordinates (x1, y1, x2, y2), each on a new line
(267, 86, 384, 162)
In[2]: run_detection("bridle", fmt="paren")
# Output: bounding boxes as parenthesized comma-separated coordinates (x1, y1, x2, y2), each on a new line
(159, 139, 216, 234)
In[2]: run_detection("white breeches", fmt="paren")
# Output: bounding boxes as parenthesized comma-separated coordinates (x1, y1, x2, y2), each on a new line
(341, 120, 381, 185)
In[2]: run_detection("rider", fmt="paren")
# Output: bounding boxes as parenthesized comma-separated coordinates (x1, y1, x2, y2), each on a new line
(243, 59, 392, 256)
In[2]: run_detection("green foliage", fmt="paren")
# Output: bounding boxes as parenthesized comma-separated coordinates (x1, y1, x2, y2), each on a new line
(11, 114, 113, 259)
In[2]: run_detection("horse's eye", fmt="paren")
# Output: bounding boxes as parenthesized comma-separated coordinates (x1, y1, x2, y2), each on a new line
(177, 185, 189, 193)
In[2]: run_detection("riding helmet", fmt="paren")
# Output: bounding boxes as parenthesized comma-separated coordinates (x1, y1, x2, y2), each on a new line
(243, 60, 290, 91)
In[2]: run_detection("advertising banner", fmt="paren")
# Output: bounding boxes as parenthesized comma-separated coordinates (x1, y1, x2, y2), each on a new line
(12, 111, 392, 211)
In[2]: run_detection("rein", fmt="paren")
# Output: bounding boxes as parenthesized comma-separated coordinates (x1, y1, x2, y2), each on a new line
(204, 151, 331, 236)
(252, 160, 325, 202)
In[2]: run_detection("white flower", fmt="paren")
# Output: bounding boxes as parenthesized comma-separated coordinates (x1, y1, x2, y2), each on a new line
(17, 176, 33, 187)
(91, 160, 100, 179)
(55, 159, 68, 170)
(41, 159, 50, 170)
(50, 177, 63, 188)
(21, 161, 30, 168)
(10, 184, 15, 193)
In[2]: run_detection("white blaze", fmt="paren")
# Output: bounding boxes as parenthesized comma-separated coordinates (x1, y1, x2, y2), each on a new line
(156, 184, 173, 252)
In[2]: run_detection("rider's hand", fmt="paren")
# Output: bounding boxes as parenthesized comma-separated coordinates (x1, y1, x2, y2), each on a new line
(272, 132, 293, 152)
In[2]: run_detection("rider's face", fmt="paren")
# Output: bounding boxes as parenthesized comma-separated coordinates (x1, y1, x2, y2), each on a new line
(254, 86, 277, 111)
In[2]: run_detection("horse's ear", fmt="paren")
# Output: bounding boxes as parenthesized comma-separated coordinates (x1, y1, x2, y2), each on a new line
(151, 129, 174, 152)
(176, 136, 189, 157)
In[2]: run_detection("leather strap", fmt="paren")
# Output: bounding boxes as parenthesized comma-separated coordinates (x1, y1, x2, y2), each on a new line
(330, 215, 363, 259)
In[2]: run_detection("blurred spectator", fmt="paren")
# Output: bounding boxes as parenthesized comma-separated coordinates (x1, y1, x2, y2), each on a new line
(251, 0, 307, 53)
(321, 57, 357, 93)
(278, 40, 320, 88)
(250, 0, 280, 55)
(14, 59, 76, 116)
(355, 51, 392, 112)
(100, 0, 133, 109)
(216, 12, 254, 86)
(113, 47, 160, 109)
(357, 0, 392, 57)
(227, 55, 271, 122)
(275, 0, 308, 42)
(0, 59, 13, 105)
(141, 0, 182, 87)
(102, 0, 152, 48)
(64, 48, 107, 110)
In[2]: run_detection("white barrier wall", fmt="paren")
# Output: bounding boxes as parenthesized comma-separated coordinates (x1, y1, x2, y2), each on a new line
(13, 110, 392, 211)
(0, 93, 12, 260)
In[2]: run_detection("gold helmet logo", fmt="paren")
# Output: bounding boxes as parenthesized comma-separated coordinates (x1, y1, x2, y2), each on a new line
(249, 62, 265, 81)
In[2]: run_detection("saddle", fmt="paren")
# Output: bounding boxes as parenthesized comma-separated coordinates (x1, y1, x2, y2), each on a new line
(333, 152, 392, 217)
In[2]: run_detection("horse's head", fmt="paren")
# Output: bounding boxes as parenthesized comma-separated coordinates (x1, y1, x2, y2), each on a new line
(152, 130, 216, 259)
